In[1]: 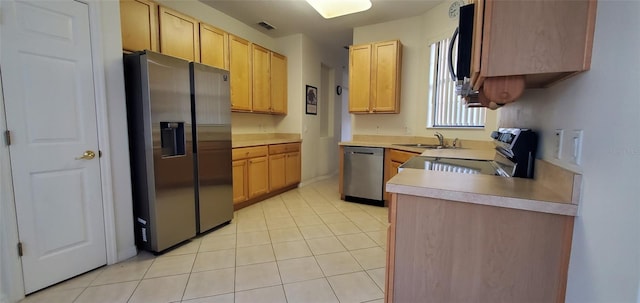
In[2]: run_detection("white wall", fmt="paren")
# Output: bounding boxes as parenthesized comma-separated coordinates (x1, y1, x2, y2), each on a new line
(498, 1, 640, 301)
(275, 35, 304, 134)
(297, 35, 344, 183)
(98, 0, 137, 264)
(352, 0, 498, 141)
(274, 34, 345, 183)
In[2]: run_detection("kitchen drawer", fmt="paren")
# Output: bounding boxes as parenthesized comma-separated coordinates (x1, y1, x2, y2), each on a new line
(269, 143, 300, 155)
(389, 149, 420, 163)
(233, 146, 268, 160)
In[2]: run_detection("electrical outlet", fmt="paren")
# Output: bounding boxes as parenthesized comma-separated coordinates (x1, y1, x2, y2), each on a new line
(570, 130, 583, 165)
(554, 129, 563, 159)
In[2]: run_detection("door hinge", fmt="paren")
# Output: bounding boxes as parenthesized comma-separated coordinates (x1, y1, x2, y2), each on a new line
(4, 130, 11, 146)
(17, 242, 23, 257)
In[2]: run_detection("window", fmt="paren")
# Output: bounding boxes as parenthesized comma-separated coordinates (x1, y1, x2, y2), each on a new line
(428, 37, 485, 128)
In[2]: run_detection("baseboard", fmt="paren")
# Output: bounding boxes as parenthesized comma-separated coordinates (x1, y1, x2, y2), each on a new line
(299, 171, 338, 187)
(233, 184, 299, 211)
(116, 246, 138, 263)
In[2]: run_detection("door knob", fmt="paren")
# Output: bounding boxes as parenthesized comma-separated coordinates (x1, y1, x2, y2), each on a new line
(75, 150, 96, 160)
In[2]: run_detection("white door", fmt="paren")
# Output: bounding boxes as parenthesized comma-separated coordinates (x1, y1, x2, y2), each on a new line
(1, 0, 107, 294)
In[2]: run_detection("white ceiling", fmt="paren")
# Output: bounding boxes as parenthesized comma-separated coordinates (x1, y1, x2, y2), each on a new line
(198, 0, 443, 53)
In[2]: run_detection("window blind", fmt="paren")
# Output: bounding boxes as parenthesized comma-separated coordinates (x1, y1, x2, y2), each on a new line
(429, 37, 485, 128)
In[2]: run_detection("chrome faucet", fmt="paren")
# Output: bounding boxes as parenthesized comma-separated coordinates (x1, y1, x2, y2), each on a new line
(434, 132, 444, 147)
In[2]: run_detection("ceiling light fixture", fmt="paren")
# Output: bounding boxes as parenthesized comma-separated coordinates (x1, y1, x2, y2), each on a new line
(305, 0, 372, 19)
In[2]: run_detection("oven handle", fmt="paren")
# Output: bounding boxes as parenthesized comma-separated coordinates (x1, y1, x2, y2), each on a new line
(448, 27, 459, 82)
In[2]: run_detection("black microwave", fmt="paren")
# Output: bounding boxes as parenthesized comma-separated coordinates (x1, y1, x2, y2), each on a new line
(449, 3, 475, 96)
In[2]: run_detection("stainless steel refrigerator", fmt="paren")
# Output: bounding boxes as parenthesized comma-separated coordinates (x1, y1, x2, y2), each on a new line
(190, 62, 233, 234)
(123, 51, 232, 253)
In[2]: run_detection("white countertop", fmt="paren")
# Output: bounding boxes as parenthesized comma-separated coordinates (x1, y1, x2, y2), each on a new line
(387, 168, 578, 216)
(339, 139, 578, 216)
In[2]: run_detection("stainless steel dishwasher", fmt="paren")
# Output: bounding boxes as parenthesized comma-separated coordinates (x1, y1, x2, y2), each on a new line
(343, 146, 384, 204)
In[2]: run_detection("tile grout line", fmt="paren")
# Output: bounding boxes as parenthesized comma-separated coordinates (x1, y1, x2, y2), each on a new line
(122, 252, 158, 303)
(178, 239, 201, 302)
(29, 179, 387, 303)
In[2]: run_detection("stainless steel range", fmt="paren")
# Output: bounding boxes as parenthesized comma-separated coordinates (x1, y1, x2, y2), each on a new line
(400, 128, 538, 178)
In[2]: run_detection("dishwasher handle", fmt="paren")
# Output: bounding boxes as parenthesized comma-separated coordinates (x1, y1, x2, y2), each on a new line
(350, 151, 375, 155)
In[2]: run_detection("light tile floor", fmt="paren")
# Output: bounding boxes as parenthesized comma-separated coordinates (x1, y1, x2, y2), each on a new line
(20, 178, 388, 303)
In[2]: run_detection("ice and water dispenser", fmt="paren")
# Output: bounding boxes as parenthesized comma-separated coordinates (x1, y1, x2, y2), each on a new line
(160, 122, 185, 157)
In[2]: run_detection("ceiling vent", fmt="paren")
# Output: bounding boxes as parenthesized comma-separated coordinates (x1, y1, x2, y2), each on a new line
(258, 21, 276, 30)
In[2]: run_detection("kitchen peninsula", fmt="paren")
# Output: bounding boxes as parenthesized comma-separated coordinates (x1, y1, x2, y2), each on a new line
(385, 156, 581, 302)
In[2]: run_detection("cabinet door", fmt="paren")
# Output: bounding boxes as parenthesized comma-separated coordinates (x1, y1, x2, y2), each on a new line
(269, 154, 286, 191)
(390, 161, 402, 180)
(232, 160, 248, 204)
(159, 7, 199, 62)
(482, 0, 594, 78)
(270, 52, 288, 115)
(200, 23, 228, 70)
(229, 35, 252, 111)
(120, 0, 158, 52)
(285, 152, 301, 186)
(248, 156, 269, 198)
(371, 40, 401, 113)
(251, 44, 271, 113)
(349, 44, 372, 113)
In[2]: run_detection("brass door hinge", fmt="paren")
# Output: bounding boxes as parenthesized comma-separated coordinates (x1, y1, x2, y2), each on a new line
(17, 242, 23, 257)
(4, 130, 11, 146)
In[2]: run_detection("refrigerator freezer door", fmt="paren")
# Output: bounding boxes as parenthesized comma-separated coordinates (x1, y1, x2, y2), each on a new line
(191, 63, 234, 233)
(125, 51, 196, 252)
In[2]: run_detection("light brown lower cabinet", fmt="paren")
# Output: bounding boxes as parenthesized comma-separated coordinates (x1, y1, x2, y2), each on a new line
(233, 143, 301, 208)
(269, 143, 301, 191)
(383, 149, 419, 202)
(386, 194, 574, 303)
(268, 153, 286, 191)
(232, 160, 248, 203)
(232, 145, 268, 205)
(247, 156, 268, 198)
(284, 151, 300, 185)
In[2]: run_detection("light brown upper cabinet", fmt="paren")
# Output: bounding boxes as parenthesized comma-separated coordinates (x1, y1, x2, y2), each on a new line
(120, 0, 158, 52)
(270, 52, 288, 115)
(470, 0, 596, 104)
(158, 7, 200, 62)
(199, 23, 228, 70)
(252, 44, 271, 113)
(349, 44, 371, 113)
(349, 40, 402, 113)
(229, 35, 252, 112)
(251, 45, 288, 115)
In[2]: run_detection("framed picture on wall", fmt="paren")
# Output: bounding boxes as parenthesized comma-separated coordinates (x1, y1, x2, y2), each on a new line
(306, 85, 317, 115)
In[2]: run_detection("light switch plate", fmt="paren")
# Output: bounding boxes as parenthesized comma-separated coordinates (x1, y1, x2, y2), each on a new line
(570, 130, 583, 165)
(554, 129, 563, 159)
